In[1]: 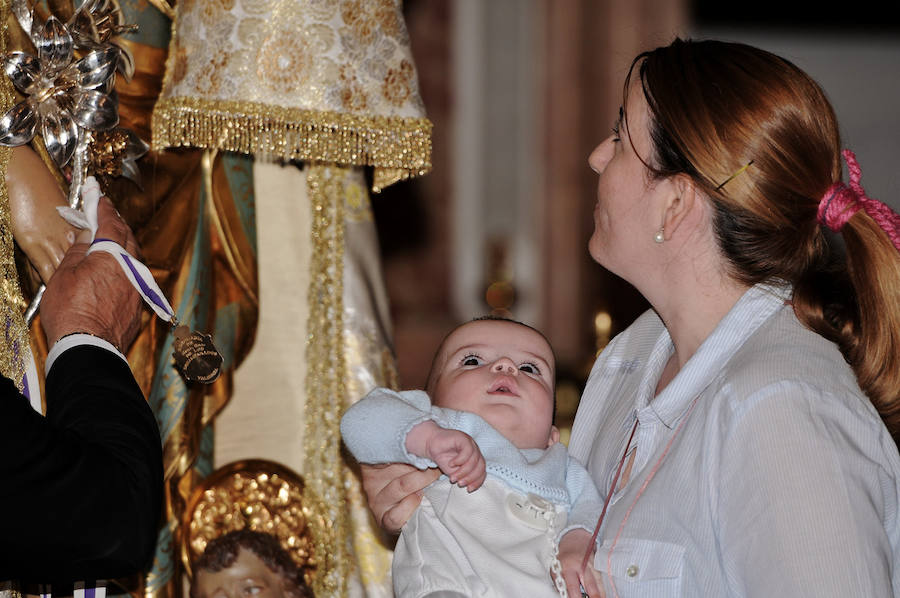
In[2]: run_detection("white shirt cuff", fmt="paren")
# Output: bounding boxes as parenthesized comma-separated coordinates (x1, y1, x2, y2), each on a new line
(45, 334, 127, 375)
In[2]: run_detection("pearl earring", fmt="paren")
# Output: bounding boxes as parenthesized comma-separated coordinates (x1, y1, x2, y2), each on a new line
(654, 228, 665, 243)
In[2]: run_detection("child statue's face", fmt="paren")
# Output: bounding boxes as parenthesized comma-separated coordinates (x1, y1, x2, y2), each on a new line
(430, 320, 557, 450)
(193, 548, 289, 598)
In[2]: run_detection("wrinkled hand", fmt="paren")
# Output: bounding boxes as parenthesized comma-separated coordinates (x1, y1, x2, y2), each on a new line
(7, 145, 77, 284)
(426, 428, 486, 492)
(41, 196, 142, 351)
(556, 529, 604, 598)
(360, 462, 440, 534)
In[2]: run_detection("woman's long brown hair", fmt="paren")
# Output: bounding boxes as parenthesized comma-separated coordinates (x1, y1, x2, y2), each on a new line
(627, 38, 900, 437)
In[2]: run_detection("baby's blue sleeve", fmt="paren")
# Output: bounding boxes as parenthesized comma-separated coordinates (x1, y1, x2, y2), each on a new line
(340, 388, 438, 469)
(561, 456, 604, 536)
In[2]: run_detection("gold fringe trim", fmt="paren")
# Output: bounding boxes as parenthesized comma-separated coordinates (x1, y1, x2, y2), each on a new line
(0, 1, 29, 390)
(152, 97, 432, 191)
(303, 164, 351, 596)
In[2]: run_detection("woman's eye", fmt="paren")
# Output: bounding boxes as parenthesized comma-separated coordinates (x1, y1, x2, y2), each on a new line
(519, 363, 541, 375)
(242, 587, 262, 597)
(461, 355, 483, 366)
(611, 107, 623, 142)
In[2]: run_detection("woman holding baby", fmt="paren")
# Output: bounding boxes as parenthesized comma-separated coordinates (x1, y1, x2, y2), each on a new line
(363, 38, 900, 597)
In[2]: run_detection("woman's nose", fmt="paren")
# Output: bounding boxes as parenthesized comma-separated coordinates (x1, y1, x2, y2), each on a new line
(492, 358, 517, 375)
(589, 136, 614, 174)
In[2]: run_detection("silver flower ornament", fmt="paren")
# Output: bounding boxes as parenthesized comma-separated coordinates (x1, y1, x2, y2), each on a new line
(0, 6, 123, 168)
(11, 0, 135, 76)
(67, 0, 138, 81)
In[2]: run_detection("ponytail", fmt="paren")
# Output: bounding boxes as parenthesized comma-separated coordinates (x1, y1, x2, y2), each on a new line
(795, 150, 900, 435)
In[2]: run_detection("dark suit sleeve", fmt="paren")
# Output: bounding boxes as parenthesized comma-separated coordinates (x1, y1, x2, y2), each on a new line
(0, 346, 163, 583)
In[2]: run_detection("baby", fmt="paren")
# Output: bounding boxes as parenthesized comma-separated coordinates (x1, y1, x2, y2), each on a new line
(341, 317, 601, 597)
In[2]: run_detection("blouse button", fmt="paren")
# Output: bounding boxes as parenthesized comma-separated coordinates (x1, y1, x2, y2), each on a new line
(626, 564, 639, 578)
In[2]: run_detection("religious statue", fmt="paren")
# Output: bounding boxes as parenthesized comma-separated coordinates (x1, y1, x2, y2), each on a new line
(0, 0, 430, 595)
(191, 530, 314, 598)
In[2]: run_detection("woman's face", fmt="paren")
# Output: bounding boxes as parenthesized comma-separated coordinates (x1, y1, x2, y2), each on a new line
(587, 80, 664, 281)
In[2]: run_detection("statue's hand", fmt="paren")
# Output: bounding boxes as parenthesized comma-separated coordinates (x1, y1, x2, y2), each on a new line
(7, 145, 77, 284)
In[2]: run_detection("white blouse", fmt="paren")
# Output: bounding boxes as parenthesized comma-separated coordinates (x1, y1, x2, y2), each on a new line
(569, 283, 900, 597)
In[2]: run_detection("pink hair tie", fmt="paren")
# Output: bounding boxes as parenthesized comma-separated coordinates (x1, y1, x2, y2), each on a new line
(817, 149, 900, 252)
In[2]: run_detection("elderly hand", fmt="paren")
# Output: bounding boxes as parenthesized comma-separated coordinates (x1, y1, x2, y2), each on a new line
(40, 195, 142, 351)
(360, 462, 440, 534)
(7, 146, 78, 284)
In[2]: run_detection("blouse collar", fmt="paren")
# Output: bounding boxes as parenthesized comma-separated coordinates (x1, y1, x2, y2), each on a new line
(634, 283, 792, 428)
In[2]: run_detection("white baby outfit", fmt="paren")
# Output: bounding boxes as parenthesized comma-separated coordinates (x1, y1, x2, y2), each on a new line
(341, 388, 603, 597)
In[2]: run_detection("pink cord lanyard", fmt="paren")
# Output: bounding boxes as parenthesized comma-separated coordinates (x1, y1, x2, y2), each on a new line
(579, 418, 638, 573)
(580, 395, 702, 597)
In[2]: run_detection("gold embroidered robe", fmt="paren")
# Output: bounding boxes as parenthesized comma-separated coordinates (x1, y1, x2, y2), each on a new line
(151, 1, 431, 596)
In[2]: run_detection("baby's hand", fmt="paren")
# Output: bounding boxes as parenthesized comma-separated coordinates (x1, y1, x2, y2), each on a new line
(555, 529, 603, 598)
(426, 427, 486, 491)
(405, 421, 486, 491)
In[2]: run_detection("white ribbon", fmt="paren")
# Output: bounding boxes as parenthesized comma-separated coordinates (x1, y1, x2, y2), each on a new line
(58, 176, 177, 324)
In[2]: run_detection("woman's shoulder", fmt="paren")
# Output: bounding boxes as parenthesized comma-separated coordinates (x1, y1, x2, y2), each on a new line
(714, 306, 883, 430)
(703, 308, 900, 484)
(725, 306, 856, 392)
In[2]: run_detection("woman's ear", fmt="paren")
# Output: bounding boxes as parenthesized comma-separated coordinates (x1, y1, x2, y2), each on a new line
(659, 174, 706, 241)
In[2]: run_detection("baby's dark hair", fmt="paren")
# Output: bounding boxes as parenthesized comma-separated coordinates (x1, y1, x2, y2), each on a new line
(424, 315, 558, 416)
(191, 529, 312, 597)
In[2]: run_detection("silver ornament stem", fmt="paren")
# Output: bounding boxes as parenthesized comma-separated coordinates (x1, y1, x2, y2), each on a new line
(24, 285, 45, 326)
(68, 132, 91, 209)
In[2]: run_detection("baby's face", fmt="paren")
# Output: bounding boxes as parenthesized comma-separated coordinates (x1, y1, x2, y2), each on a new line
(431, 320, 556, 449)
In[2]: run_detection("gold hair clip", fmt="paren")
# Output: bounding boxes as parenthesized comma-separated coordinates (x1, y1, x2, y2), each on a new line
(715, 160, 754, 191)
